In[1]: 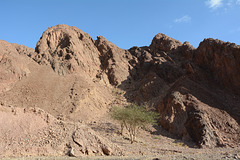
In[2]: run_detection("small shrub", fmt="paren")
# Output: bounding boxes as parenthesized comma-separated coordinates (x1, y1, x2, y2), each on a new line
(174, 142, 188, 147)
(110, 104, 159, 143)
(112, 88, 124, 96)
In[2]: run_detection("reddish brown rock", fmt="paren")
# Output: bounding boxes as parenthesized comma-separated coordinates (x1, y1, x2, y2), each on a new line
(158, 78, 240, 148)
(150, 33, 183, 53)
(194, 39, 240, 94)
(179, 41, 195, 60)
(128, 34, 240, 148)
(34, 24, 101, 76)
(0, 26, 116, 124)
(95, 36, 132, 86)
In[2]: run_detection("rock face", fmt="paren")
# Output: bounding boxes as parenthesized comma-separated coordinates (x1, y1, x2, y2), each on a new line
(72, 126, 115, 156)
(95, 36, 132, 86)
(34, 24, 101, 76)
(158, 78, 240, 148)
(194, 39, 240, 94)
(126, 34, 240, 148)
(33, 24, 131, 86)
(0, 24, 240, 152)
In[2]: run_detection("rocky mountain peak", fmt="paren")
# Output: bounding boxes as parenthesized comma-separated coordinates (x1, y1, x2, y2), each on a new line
(194, 38, 240, 94)
(150, 33, 183, 53)
(34, 24, 101, 75)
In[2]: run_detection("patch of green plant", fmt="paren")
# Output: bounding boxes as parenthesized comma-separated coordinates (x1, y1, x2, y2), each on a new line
(112, 88, 124, 96)
(174, 142, 188, 147)
(110, 104, 159, 144)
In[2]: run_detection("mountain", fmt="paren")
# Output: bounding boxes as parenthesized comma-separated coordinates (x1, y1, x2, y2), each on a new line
(0, 24, 239, 157)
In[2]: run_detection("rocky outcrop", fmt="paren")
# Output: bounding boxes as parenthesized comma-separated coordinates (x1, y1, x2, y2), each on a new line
(194, 39, 240, 94)
(34, 25, 132, 86)
(179, 41, 195, 60)
(0, 25, 133, 126)
(72, 126, 116, 156)
(150, 33, 183, 53)
(34, 24, 101, 76)
(127, 34, 240, 148)
(95, 36, 132, 86)
(158, 78, 240, 148)
(126, 35, 189, 104)
(158, 91, 188, 139)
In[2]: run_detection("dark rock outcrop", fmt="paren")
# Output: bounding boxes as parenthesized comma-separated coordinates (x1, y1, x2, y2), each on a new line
(127, 34, 240, 148)
(194, 39, 240, 94)
(158, 78, 240, 148)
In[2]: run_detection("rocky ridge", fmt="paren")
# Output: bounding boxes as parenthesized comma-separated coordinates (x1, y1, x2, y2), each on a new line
(127, 33, 240, 148)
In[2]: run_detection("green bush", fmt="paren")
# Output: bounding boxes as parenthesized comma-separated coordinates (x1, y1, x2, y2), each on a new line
(110, 104, 159, 143)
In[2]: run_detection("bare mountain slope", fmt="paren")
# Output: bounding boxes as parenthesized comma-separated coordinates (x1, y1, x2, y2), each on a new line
(0, 25, 132, 123)
(0, 40, 35, 93)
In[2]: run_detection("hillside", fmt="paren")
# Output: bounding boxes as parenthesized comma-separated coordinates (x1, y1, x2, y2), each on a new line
(0, 24, 239, 159)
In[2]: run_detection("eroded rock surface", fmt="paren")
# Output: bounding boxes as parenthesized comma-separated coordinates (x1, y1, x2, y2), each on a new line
(34, 24, 101, 76)
(158, 78, 240, 148)
(95, 36, 132, 86)
(127, 34, 240, 148)
(194, 39, 240, 94)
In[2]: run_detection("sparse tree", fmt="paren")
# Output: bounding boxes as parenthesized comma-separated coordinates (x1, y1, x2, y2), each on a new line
(110, 104, 159, 143)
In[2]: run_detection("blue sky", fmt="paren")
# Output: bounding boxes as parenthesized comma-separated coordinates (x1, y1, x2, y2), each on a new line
(1, 0, 240, 49)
